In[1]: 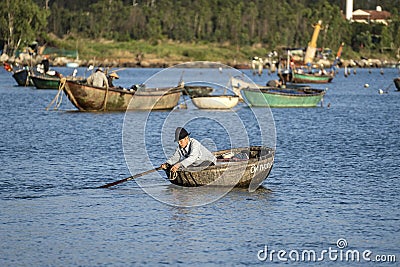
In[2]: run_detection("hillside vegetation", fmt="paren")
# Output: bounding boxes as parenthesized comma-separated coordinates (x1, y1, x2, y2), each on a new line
(1, 0, 399, 66)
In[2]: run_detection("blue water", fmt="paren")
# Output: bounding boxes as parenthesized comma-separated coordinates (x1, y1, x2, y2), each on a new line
(0, 66, 399, 266)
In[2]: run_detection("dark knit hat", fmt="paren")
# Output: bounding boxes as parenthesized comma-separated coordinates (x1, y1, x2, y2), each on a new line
(174, 127, 190, 142)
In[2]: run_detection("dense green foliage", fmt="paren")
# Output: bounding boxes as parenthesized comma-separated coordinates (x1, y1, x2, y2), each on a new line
(1, 0, 399, 60)
(0, 0, 49, 55)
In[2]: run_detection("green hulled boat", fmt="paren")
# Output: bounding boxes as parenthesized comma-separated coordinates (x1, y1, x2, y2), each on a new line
(292, 72, 333, 83)
(31, 75, 61, 89)
(280, 71, 334, 84)
(241, 87, 326, 108)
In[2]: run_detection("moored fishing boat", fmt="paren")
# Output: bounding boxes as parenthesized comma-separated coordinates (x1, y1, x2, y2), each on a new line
(279, 70, 334, 84)
(62, 80, 181, 111)
(3, 63, 34, 86)
(241, 86, 325, 108)
(394, 77, 400, 91)
(230, 76, 312, 101)
(31, 74, 61, 89)
(191, 95, 239, 109)
(12, 69, 33, 86)
(277, 20, 336, 84)
(166, 146, 274, 189)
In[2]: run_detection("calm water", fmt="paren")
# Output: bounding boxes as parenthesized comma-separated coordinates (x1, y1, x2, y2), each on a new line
(0, 66, 399, 266)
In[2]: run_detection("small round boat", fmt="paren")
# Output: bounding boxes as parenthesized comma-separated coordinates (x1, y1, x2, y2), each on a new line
(166, 146, 275, 189)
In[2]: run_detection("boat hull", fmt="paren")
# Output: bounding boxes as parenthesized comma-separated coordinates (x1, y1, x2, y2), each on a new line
(63, 80, 181, 111)
(280, 72, 333, 84)
(12, 69, 32, 86)
(31, 75, 61, 89)
(167, 146, 274, 189)
(191, 95, 239, 109)
(394, 77, 400, 91)
(241, 87, 325, 108)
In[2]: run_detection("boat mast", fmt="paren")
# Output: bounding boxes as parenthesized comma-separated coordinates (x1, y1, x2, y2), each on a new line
(304, 20, 323, 66)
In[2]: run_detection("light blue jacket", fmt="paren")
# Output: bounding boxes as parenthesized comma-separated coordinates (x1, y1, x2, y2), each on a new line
(166, 138, 216, 168)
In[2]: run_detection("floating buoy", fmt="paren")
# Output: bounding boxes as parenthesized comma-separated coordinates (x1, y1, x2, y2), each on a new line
(364, 84, 369, 88)
(179, 103, 188, 109)
(378, 89, 384, 94)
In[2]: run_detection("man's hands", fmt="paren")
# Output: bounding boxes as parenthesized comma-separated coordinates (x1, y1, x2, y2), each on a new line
(170, 163, 181, 172)
(161, 162, 181, 172)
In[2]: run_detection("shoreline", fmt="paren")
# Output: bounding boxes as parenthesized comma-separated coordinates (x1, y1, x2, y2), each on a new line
(1, 53, 399, 69)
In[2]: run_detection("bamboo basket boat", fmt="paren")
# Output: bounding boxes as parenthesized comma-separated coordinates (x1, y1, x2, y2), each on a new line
(166, 146, 275, 189)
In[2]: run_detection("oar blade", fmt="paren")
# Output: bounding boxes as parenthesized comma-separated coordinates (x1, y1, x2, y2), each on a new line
(98, 178, 130, 188)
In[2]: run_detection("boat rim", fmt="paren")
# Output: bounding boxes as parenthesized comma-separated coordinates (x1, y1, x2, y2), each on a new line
(179, 146, 275, 172)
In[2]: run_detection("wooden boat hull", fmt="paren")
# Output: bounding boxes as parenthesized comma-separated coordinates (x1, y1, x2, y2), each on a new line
(241, 87, 325, 107)
(31, 75, 60, 89)
(191, 95, 239, 109)
(12, 69, 33, 86)
(394, 77, 400, 91)
(63, 80, 181, 111)
(167, 146, 274, 188)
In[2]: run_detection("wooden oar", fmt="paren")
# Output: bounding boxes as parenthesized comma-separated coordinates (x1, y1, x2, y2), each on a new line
(98, 167, 163, 188)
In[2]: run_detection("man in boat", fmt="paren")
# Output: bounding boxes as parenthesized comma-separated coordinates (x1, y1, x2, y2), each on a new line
(41, 58, 50, 73)
(107, 72, 119, 87)
(87, 68, 109, 88)
(161, 127, 216, 173)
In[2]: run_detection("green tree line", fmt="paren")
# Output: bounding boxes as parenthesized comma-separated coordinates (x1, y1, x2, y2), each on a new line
(1, 0, 399, 58)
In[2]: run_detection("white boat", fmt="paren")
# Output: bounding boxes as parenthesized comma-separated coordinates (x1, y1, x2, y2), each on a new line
(191, 95, 239, 109)
(66, 62, 79, 68)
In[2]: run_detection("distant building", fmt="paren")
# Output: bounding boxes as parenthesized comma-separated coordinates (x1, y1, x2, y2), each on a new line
(350, 6, 392, 25)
